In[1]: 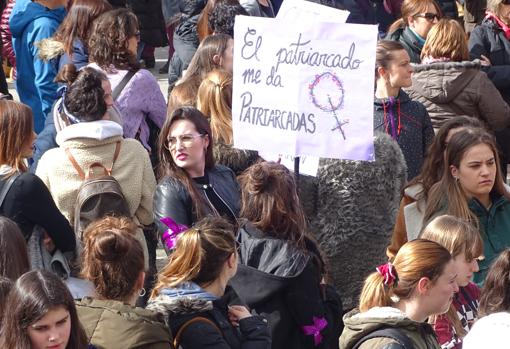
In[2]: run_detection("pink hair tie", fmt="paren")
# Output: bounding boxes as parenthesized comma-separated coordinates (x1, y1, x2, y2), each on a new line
(160, 217, 188, 250)
(376, 262, 398, 286)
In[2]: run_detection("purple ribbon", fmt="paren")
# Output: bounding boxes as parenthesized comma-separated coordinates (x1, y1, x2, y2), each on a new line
(302, 316, 328, 346)
(386, 97, 397, 140)
(160, 217, 188, 250)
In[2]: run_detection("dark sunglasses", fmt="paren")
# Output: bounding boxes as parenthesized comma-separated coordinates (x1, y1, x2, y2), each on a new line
(504, 0, 510, 5)
(415, 12, 440, 21)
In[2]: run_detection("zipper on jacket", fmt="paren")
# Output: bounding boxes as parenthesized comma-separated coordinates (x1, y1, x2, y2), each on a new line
(210, 185, 237, 221)
(200, 185, 221, 217)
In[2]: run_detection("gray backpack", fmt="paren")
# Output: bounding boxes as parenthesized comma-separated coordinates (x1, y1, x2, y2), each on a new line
(65, 141, 130, 240)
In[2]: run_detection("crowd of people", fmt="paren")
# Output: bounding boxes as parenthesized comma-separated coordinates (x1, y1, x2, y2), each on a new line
(2, 0, 510, 348)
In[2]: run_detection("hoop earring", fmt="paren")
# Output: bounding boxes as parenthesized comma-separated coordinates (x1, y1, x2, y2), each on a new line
(139, 287, 146, 297)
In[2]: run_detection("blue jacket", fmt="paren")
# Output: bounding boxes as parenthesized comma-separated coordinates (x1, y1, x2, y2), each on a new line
(10, 0, 65, 133)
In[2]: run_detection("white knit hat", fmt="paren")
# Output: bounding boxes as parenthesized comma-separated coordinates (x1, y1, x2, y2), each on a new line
(463, 312, 510, 349)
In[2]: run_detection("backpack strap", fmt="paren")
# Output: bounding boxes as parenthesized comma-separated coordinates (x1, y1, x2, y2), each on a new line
(65, 142, 121, 180)
(112, 69, 139, 101)
(0, 172, 21, 209)
(352, 327, 415, 349)
(173, 316, 223, 348)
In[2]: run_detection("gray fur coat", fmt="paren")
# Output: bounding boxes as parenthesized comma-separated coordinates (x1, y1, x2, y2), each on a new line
(309, 132, 407, 310)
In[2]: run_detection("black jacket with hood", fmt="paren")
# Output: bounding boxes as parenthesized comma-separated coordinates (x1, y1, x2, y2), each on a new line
(230, 221, 343, 349)
(147, 285, 271, 349)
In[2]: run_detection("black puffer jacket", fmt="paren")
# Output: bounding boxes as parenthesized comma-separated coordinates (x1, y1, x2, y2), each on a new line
(147, 286, 271, 349)
(153, 165, 240, 238)
(230, 221, 343, 349)
(387, 26, 423, 63)
(127, 0, 168, 47)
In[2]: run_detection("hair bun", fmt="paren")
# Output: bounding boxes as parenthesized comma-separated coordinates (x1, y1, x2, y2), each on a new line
(246, 162, 271, 194)
(89, 229, 130, 263)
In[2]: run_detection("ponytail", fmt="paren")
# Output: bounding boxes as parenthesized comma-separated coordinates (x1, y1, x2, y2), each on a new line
(151, 216, 236, 297)
(359, 272, 394, 312)
(358, 239, 451, 312)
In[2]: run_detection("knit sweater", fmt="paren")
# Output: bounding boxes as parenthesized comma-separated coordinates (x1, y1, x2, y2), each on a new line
(88, 63, 166, 152)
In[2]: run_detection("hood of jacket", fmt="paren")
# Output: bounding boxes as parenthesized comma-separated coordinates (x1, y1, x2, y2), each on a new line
(76, 297, 172, 348)
(146, 282, 216, 320)
(340, 307, 438, 349)
(374, 89, 412, 110)
(55, 120, 123, 145)
(410, 60, 481, 104)
(10, 1, 66, 38)
(229, 220, 311, 305)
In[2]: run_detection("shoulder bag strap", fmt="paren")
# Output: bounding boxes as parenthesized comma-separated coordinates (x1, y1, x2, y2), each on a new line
(173, 316, 223, 348)
(352, 327, 415, 349)
(112, 69, 139, 101)
(108, 141, 121, 173)
(64, 148, 86, 180)
(0, 172, 21, 209)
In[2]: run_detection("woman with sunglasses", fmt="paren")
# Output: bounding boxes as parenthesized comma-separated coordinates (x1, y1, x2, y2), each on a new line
(154, 106, 240, 253)
(387, 0, 442, 63)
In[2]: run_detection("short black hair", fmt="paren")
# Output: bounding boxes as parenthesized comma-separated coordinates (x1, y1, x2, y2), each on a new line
(209, 0, 249, 37)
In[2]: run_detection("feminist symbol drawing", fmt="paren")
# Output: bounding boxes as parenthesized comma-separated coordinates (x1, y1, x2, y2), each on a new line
(309, 72, 349, 140)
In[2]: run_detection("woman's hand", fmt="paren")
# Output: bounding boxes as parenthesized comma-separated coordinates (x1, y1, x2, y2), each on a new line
(228, 305, 252, 327)
(480, 55, 492, 66)
(42, 231, 56, 254)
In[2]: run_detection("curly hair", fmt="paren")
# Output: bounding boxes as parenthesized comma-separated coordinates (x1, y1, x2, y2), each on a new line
(58, 64, 108, 122)
(88, 8, 139, 72)
(209, 0, 248, 37)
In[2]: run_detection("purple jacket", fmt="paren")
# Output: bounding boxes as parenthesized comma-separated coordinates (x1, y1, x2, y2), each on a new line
(89, 63, 166, 151)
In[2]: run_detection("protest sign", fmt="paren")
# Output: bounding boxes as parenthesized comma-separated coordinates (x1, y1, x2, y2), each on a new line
(276, 0, 349, 23)
(233, 17, 377, 161)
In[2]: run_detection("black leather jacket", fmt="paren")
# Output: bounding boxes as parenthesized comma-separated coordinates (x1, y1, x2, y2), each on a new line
(153, 165, 240, 239)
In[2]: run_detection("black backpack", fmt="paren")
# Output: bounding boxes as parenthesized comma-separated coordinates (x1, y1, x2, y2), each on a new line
(352, 327, 415, 349)
(65, 141, 130, 240)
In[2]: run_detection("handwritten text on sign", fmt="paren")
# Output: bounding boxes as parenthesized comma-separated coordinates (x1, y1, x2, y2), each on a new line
(232, 17, 377, 160)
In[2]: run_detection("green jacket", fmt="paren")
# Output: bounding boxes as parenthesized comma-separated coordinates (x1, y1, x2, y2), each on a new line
(469, 194, 510, 286)
(76, 297, 172, 349)
(340, 307, 441, 349)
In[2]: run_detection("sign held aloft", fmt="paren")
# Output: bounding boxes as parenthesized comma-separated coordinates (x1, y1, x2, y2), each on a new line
(232, 17, 378, 161)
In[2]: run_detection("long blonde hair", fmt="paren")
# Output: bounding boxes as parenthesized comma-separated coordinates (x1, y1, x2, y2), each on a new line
(420, 215, 483, 337)
(359, 239, 451, 312)
(150, 216, 236, 297)
(197, 69, 233, 145)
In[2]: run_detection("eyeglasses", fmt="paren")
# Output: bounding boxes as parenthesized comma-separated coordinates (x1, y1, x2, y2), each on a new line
(503, 0, 510, 5)
(415, 12, 440, 21)
(166, 134, 204, 150)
